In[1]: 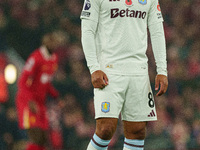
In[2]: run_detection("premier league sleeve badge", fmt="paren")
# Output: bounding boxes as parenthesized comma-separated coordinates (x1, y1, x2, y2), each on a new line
(84, 0, 91, 10)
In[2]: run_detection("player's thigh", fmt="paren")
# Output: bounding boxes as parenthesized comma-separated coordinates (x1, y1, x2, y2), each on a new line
(96, 118, 118, 140)
(121, 75, 157, 122)
(16, 95, 30, 129)
(21, 104, 47, 130)
(94, 74, 128, 119)
(40, 105, 48, 130)
(123, 121, 147, 139)
(27, 128, 47, 145)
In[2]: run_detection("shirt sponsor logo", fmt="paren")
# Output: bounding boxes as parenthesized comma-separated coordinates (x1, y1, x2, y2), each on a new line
(138, 0, 147, 5)
(111, 8, 147, 19)
(40, 73, 52, 84)
(84, 0, 91, 10)
(101, 102, 110, 113)
(81, 11, 91, 17)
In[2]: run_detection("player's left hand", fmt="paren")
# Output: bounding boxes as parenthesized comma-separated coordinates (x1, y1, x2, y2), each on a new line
(155, 74, 168, 96)
(57, 99, 66, 109)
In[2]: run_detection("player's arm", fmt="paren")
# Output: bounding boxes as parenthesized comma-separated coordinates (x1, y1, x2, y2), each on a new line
(47, 82, 59, 99)
(81, 0, 108, 88)
(149, 22, 168, 96)
(81, 20, 108, 88)
(81, 20, 99, 74)
(148, 0, 168, 96)
(19, 55, 38, 90)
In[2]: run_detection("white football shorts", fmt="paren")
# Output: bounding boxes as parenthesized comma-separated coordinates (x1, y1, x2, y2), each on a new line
(94, 74, 157, 121)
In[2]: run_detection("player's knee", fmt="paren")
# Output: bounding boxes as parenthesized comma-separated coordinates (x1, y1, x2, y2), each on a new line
(34, 137, 45, 145)
(124, 122, 147, 139)
(96, 125, 115, 140)
(96, 118, 118, 140)
(125, 127, 146, 139)
(96, 122, 117, 140)
(27, 129, 47, 146)
(134, 128, 146, 139)
(38, 135, 47, 146)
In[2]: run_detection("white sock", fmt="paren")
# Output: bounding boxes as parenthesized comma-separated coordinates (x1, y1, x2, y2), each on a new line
(87, 142, 99, 150)
(123, 138, 144, 150)
(86, 134, 111, 150)
(123, 147, 130, 150)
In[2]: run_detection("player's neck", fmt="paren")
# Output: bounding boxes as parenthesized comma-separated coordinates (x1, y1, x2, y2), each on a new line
(46, 47, 53, 55)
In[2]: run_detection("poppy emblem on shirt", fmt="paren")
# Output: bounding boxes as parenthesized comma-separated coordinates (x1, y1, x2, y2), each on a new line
(102, 102, 110, 113)
(157, 2, 161, 11)
(125, 0, 133, 7)
(84, 0, 91, 10)
(42, 65, 48, 71)
(138, 0, 147, 5)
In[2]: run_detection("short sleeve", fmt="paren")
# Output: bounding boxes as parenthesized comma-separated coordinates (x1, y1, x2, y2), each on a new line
(24, 57, 36, 72)
(148, 0, 163, 26)
(23, 53, 39, 75)
(80, 0, 100, 23)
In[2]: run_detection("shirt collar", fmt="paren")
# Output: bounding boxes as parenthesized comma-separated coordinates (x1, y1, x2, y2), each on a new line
(40, 46, 56, 60)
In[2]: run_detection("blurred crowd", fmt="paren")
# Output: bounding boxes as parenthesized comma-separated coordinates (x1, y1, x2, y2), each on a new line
(0, 0, 200, 149)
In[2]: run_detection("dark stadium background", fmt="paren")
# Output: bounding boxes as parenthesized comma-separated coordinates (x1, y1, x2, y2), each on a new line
(0, 0, 200, 149)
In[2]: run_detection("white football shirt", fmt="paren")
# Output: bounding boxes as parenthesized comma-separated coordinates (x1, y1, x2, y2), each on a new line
(81, 0, 166, 75)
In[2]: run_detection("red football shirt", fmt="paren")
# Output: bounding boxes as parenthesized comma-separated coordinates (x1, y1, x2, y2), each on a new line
(17, 46, 59, 105)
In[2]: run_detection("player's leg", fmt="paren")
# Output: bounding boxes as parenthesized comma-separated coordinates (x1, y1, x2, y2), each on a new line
(87, 118, 118, 150)
(87, 74, 127, 150)
(123, 121, 146, 150)
(15, 101, 45, 150)
(26, 128, 47, 150)
(25, 104, 48, 150)
(121, 75, 157, 150)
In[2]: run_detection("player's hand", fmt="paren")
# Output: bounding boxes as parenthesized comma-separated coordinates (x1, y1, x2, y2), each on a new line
(155, 74, 168, 96)
(28, 101, 38, 114)
(57, 99, 66, 109)
(91, 70, 108, 89)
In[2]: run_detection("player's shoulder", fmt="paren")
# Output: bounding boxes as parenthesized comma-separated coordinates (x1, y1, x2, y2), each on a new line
(84, 0, 104, 2)
(30, 48, 42, 59)
(26, 48, 42, 64)
(83, 0, 104, 6)
(149, 0, 159, 4)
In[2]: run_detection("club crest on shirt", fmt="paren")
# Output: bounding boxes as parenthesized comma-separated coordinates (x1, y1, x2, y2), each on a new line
(84, 0, 91, 10)
(138, 0, 147, 5)
(30, 116, 36, 124)
(101, 102, 110, 113)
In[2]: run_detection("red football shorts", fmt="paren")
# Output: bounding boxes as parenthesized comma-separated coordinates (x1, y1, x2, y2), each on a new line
(16, 98, 48, 130)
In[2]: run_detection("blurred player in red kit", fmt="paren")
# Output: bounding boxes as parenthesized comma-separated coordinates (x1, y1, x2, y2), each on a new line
(16, 31, 66, 150)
